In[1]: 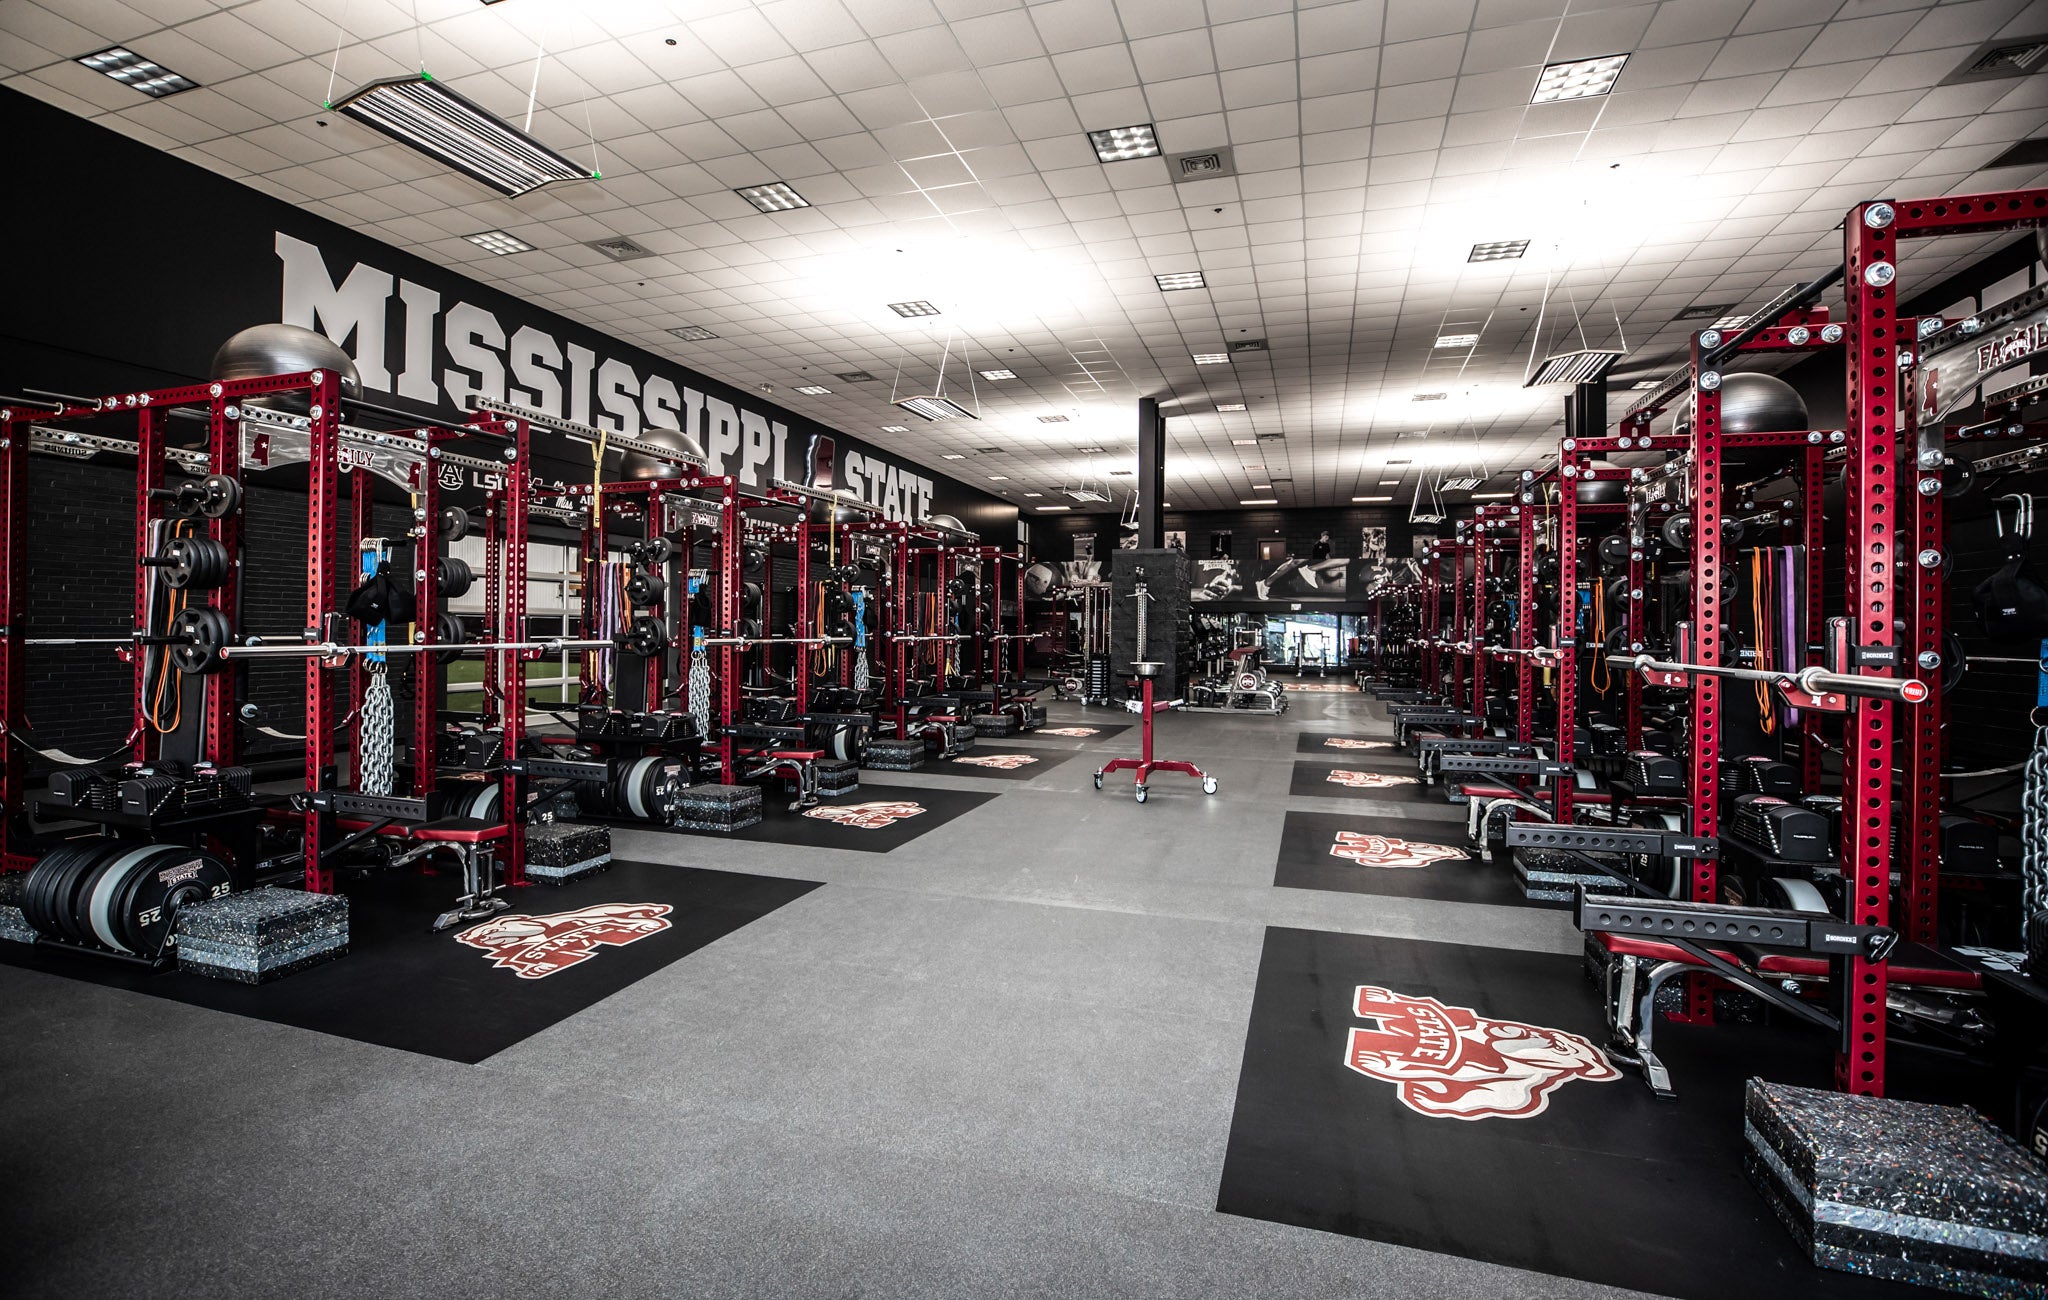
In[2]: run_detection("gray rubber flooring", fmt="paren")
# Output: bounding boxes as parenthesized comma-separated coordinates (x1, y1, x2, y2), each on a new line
(0, 688, 1652, 1300)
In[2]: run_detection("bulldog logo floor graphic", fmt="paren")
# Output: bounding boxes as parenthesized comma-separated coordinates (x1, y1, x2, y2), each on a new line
(953, 753, 1037, 769)
(1324, 738, 1391, 750)
(455, 903, 674, 979)
(1038, 727, 1100, 737)
(1329, 832, 1465, 869)
(802, 799, 927, 829)
(1327, 769, 1419, 789)
(1343, 985, 1619, 1120)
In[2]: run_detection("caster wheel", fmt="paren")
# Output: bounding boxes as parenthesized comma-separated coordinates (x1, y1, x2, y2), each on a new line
(1093, 773, 1103, 790)
(1134, 785, 1148, 803)
(1202, 777, 1217, 795)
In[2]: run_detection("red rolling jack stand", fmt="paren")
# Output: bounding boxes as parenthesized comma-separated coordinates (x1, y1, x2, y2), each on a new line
(1092, 661, 1217, 803)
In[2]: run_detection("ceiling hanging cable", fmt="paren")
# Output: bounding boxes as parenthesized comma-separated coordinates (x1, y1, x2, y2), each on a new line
(525, 33, 545, 132)
(324, 0, 355, 107)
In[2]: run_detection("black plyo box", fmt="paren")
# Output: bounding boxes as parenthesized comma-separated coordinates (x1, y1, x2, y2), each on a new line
(174, 888, 348, 984)
(864, 737, 925, 771)
(1744, 1079, 2048, 1298)
(525, 822, 612, 883)
(678, 783, 762, 832)
(973, 713, 1018, 737)
(817, 759, 859, 794)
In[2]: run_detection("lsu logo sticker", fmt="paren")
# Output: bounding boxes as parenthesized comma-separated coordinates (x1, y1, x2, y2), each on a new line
(1038, 727, 1099, 737)
(954, 753, 1036, 769)
(456, 903, 673, 979)
(1329, 832, 1464, 869)
(1327, 769, 1418, 789)
(1324, 738, 1390, 750)
(802, 800, 927, 829)
(1343, 986, 1618, 1120)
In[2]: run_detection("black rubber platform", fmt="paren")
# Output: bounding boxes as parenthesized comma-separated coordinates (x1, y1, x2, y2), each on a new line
(0, 860, 819, 1064)
(1287, 759, 1443, 805)
(1216, 927, 1947, 1300)
(1293, 733, 1398, 754)
(1274, 812, 1517, 906)
(656, 784, 996, 852)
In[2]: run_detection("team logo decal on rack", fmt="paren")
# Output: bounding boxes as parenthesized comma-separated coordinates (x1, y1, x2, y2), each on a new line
(1038, 727, 1100, 737)
(455, 903, 674, 979)
(1323, 738, 1390, 750)
(1328, 832, 1464, 868)
(802, 800, 928, 829)
(1326, 770, 1419, 789)
(1343, 985, 1619, 1120)
(954, 753, 1036, 769)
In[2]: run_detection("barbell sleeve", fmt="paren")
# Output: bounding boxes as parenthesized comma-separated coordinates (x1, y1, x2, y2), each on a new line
(1608, 654, 1926, 704)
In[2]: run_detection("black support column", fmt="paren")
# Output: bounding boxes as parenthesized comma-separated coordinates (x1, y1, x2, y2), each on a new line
(1136, 397, 1164, 549)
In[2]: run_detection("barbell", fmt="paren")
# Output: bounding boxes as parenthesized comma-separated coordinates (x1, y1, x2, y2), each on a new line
(163, 608, 673, 674)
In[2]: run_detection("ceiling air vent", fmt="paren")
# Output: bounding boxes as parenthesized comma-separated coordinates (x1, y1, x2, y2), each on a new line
(1674, 303, 1735, 321)
(1228, 338, 1268, 353)
(588, 235, 655, 262)
(834, 371, 876, 383)
(1946, 36, 2048, 83)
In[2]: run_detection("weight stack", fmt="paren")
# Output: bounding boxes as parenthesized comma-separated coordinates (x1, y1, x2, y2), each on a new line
(678, 783, 763, 832)
(1109, 549, 1191, 700)
(864, 737, 925, 771)
(525, 822, 613, 884)
(816, 759, 860, 796)
(175, 889, 348, 984)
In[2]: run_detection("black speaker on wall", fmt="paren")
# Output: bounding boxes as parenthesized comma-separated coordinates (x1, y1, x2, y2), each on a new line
(1109, 549, 1191, 699)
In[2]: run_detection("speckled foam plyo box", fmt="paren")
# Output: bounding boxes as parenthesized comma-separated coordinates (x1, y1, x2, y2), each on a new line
(1513, 849, 1620, 905)
(1744, 1080, 2048, 1298)
(677, 783, 762, 832)
(946, 722, 977, 754)
(863, 737, 924, 771)
(972, 713, 1019, 737)
(525, 822, 612, 884)
(0, 903, 35, 945)
(816, 759, 859, 795)
(174, 889, 348, 984)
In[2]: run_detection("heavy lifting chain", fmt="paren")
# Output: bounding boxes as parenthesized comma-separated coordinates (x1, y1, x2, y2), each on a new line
(2025, 723, 2048, 920)
(688, 647, 712, 742)
(360, 668, 395, 795)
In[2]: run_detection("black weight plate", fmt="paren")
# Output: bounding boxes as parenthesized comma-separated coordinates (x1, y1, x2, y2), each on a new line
(625, 567, 662, 608)
(116, 846, 230, 955)
(435, 612, 467, 665)
(439, 506, 471, 541)
(198, 474, 242, 520)
(22, 842, 89, 935)
(85, 844, 161, 953)
(1661, 512, 1692, 553)
(54, 841, 115, 944)
(161, 536, 229, 590)
(1942, 631, 1967, 696)
(438, 556, 474, 600)
(1597, 534, 1630, 570)
(169, 607, 231, 674)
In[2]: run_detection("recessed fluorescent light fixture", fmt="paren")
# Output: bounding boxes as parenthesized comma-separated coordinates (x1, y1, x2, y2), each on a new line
(1387, 458, 1412, 465)
(1089, 123, 1161, 162)
(76, 47, 198, 98)
(881, 425, 911, 433)
(465, 229, 531, 255)
(894, 396, 977, 420)
(1217, 403, 1247, 412)
(1240, 498, 1278, 505)
(988, 475, 1009, 481)
(1023, 492, 1044, 498)
(1037, 504, 1073, 511)
(1193, 353, 1229, 364)
(668, 325, 718, 341)
(1435, 333, 1479, 348)
(1038, 415, 1070, 423)
(1468, 240, 1529, 262)
(1353, 495, 1393, 503)
(941, 453, 967, 459)
(888, 300, 941, 317)
(1471, 492, 1513, 499)
(1251, 484, 1271, 490)
(1711, 314, 1751, 331)
(1155, 272, 1206, 290)
(735, 181, 809, 211)
(1413, 392, 1448, 402)
(1525, 348, 1625, 386)
(1231, 438, 1258, 446)
(1532, 53, 1629, 104)
(979, 369, 1017, 380)
(793, 385, 832, 395)
(835, 371, 876, 383)
(1379, 479, 1401, 485)
(329, 73, 592, 197)
(1077, 446, 1106, 453)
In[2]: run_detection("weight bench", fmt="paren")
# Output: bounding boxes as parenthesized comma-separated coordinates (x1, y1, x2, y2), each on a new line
(740, 748, 824, 811)
(1574, 893, 1972, 1099)
(332, 814, 511, 932)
